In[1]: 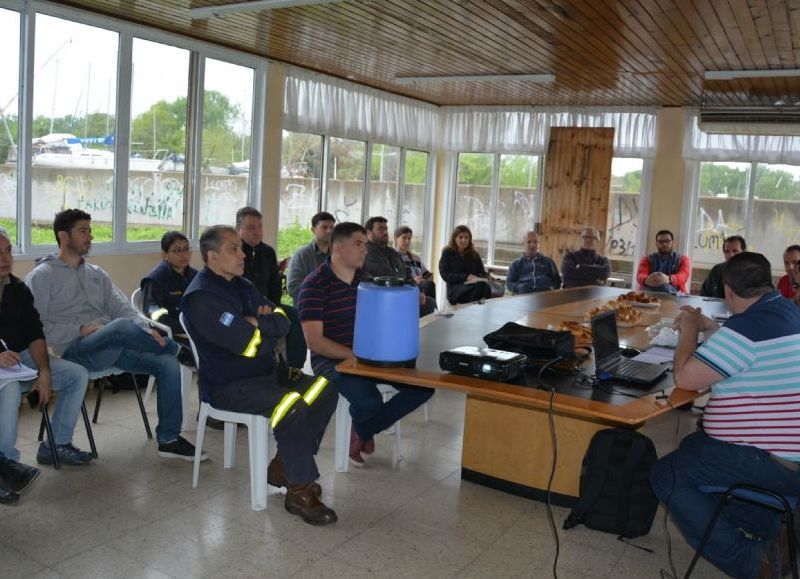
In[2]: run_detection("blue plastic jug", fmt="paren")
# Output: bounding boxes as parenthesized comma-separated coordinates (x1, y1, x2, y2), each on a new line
(353, 276, 419, 367)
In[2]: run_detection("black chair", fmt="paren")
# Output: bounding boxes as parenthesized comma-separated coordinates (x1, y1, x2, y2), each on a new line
(37, 401, 98, 470)
(685, 483, 799, 579)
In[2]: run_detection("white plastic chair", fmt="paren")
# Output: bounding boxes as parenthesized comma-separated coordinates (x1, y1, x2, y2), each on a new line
(334, 384, 403, 473)
(131, 288, 195, 430)
(180, 313, 270, 512)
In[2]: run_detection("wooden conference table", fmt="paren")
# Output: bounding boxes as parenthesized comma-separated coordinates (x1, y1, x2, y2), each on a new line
(337, 286, 729, 506)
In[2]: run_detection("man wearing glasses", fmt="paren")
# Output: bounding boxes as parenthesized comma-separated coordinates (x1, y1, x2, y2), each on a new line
(636, 229, 691, 295)
(561, 227, 611, 288)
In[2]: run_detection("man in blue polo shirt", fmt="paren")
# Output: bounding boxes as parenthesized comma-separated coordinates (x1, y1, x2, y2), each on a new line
(297, 222, 434, 467)
(651, 252, 800, 578)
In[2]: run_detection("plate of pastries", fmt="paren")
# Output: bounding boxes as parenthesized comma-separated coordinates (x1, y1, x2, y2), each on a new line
(584, 301, 644, 327)
(616, 291, 662, 308)
(556, 321, 593, 345)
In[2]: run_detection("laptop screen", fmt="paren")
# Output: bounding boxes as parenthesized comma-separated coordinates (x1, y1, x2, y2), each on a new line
(591, 310, 620, 364)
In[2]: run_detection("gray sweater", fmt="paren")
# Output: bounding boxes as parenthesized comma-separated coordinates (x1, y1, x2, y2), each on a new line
(286, 240, 328, 300)
(24, 255, 147, 354)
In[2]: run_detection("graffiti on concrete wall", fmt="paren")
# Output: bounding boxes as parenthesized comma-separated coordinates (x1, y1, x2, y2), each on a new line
(607, 194, 638, 257)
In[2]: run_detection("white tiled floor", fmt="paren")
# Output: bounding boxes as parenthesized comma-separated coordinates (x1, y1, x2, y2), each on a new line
(2, 382, 725, 578)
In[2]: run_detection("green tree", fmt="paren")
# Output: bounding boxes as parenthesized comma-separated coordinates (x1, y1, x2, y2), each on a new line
(282, 131, 323, 178)
(457, 153, 493, 185)
(699, 163, 749, 198)
(754, 165, 800, 200)
(404, 151, 429, 184)
(131, 97, 188, 157)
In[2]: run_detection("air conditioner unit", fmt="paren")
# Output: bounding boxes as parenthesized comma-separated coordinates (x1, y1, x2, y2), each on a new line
(698, 108, 800, 136)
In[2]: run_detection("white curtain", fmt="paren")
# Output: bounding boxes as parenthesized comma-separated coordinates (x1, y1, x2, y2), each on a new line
(440, 106, 658, 157)
(684, 112, 800, 164)
(284, 67, 440, 150)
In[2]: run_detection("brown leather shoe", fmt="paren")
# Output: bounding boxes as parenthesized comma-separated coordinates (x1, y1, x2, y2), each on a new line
(285, 483, 337, 526)
(267, 455, 321, 497)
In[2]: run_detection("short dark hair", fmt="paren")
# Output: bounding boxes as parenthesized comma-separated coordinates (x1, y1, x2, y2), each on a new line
(235, 207, 262, 230)
(394, 225, 413, 239)
(311, 211, 335, 227)
(331, 222, 367, 246)
(364, 216, 388, 232)
(160, 230, 189, 253)
(199, 225, 237, 264)
(784, 245, 800, 255)
(53, 208, 92, 246)
(723, 235, 747, 252)
(722, 252, 774, 298)
(655, 229, 674, 241)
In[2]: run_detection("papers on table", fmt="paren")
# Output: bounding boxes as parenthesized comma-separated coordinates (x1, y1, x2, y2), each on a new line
(0, 363, 38, 391)
(631, 347, 674, 366)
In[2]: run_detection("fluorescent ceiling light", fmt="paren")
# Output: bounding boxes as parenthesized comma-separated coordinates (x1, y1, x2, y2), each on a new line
(395, 73, 555, 85)
(190, 0, 339, 19)
(705, 69, 800, 80)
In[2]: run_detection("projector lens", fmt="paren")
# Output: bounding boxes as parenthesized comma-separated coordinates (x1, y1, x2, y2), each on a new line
(481, 363, 492, 373)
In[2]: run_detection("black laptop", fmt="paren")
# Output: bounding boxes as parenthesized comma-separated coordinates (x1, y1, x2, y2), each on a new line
(590, 310, 667, 386)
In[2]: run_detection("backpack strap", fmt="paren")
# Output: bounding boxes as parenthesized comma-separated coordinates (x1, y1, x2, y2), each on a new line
(615, 434, 648, 537)
(563, 430, 615, 529)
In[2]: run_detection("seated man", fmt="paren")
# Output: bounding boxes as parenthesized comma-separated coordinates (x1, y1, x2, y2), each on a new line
(700, 235, 746, 298)
(286, 211, 335, 301)
(635, 229, 690, 294)
(0, 227, 92, 469)
(141, 230, 198, 341)
(298, 222, 434, 467)
(182, 226, 338, 525)
(25, 209, 201, 462)
(561, 227, 611, 288)
(506, 231, 561, 294)
(651, 252, 800, 578)
(362, 216, 435, 317)
(236, 207, 307, 369)
(776, 244, 800, 299)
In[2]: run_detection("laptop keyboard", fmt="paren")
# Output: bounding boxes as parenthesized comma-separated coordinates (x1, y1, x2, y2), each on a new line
(607, 358, 654, 377)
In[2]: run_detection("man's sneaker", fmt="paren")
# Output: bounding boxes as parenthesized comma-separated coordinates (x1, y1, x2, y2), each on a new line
(158, 436, 208, 462)
(0, 458, 40, 494)
(37, 443, 93, 467)
(349, 427, 366, 467)
(0, 485, 19, 505)
(363, 437, 376, 455)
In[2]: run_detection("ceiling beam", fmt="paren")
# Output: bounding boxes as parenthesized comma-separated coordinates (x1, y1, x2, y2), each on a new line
(705, 69, 800, 80)
(190, 0, 339, 19)
(394, 73, 556, 85)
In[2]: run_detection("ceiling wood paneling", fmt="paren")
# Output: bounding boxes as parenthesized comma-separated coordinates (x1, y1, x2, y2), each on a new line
(56, 0, 800, 107)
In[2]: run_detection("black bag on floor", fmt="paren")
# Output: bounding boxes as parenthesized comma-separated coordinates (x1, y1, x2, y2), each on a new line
(563, 428, 659, 539)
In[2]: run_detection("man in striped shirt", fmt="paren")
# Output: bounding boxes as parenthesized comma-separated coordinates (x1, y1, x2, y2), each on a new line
(651, 252, 800, 578)
(297, 222, 434, 467)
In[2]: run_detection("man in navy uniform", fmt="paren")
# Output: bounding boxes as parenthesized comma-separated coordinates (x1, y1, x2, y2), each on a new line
(182, 225, 338, 526)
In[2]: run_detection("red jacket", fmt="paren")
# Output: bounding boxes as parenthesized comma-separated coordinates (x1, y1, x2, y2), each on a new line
(778, 275, 795, 299)
(636, 253, 691, 293)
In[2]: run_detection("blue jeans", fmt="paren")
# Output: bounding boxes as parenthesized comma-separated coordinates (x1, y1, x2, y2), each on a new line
(62, 318, 183, 443)
(0, 350, 89, 461)
(650, 431, 800, 579)
(324, 370, 434, 441)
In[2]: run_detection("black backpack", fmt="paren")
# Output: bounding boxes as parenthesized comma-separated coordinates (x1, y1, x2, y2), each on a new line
(563, 428, 659, 539)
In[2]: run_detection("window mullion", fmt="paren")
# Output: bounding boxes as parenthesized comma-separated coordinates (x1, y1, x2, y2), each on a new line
(17, 5, 34, 253)
(185, 52, 204, 238)
(744, 161, 757, 241)
(397, 147, 407, 232)
(114, 31, 132, 248)
(487, 154, 500, 265)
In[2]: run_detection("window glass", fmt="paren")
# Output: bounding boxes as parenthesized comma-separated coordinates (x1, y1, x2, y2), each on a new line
(0, 8, 20, 245)
(367, 143, 400, 227)
(750, 163, 800, 270)
(606, 158, 643, 272)
(326, 136, 365, 224)
(128, 38, 189, 242)
(692, 161, 750, 268)
(494, 154, 538, 266)
(400, 150, 429, 254)
(199, 58, 253, 232)
(32, 15, 118, 244)
(453, 153, 493, 260)
(278, 130, 322, 257)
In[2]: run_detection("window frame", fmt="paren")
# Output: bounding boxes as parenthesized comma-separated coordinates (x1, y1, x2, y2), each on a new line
(6, 0, 267, 256)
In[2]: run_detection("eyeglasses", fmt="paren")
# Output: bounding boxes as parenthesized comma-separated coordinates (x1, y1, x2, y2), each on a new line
(581, 235, 599, 240)
(168, 247, 191, 255)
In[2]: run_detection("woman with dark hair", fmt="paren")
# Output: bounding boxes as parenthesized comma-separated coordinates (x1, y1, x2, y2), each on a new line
(140, 231, 198, 339)
(394, 226, 436, 301)
(438, 225, 493, 305)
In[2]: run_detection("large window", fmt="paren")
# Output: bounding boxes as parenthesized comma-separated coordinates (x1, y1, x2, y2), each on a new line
(198, 58, 254, 231)
(327, 136, 366, 224)
(453, 152, 539, 265)
(606, 158, 644, 273)
(368, 143, 400, 225)
(32, 15, 119, 245)
(279, 131, 323, 256)
(400, 150, 429, 254)
(0, 8, 19, 245)
(689, 161, 800, 274)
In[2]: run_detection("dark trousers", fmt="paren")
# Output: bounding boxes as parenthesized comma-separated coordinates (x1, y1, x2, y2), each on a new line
(211, 373, 337, 485)
(324, 370, 434, 441)
(447, 281, 492, 305)
(419, 279, 437, 300)
(650, 431, 800, 579)
(282, 304, 308, 369)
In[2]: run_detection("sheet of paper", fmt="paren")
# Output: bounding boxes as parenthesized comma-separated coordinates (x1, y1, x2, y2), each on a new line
(631, 347, 674, 365)
(0, 363, 38, 390)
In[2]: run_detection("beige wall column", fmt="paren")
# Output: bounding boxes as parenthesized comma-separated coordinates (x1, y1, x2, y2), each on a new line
(260, 61, 287, 248)
(429, 150, 448, 275)
(646, 107, 687, 255)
